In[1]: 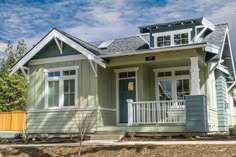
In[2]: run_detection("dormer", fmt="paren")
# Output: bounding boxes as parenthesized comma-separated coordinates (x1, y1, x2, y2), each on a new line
(138, 17, 215, 48)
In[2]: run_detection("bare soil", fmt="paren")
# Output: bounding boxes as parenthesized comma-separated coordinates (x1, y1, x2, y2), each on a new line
(1, 145, 236, 157)
(0, 137, 89, 145)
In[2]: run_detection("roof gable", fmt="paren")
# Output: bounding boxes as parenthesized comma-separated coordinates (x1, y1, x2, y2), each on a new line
(10, 29, 106, 75)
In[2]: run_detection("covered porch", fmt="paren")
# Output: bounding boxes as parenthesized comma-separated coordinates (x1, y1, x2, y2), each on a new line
(97, 49, 208, 132)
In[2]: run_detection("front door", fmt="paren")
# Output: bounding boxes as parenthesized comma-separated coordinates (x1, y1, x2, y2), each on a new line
(118, 72, 136, 124)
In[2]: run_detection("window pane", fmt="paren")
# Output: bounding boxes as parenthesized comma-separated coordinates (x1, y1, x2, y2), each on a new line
(181, 33, 188, 38)
(119, 72, 127, 78)
(157, 36, 163, 41)
(48, 71, 60, 77)
(158, 71, 171, 77)
(175, 70, 189, 76)
(70, 80, 75, 92)
(70, 93, 75, 106)
(176, 79, 189, 100)
(159, 80, 172, 100)
(64, 94, 69, 106)
(128, 72, 135, 77)
(157, 35, 171, 47)
(164, 35, 170, 40)
(48, 81, 59, 107)
(174, 33, 189, 45)
(63, 79, 75, 106)
(157, 42, 163, 47)
(64, 80, 69, 93)
(63, 70, 76, 76)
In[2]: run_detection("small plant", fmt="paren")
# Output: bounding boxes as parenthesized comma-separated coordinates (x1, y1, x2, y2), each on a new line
(229, 125, 236, 136)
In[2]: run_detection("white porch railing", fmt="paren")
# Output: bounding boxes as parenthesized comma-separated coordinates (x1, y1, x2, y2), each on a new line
(127, 99, 186, 125)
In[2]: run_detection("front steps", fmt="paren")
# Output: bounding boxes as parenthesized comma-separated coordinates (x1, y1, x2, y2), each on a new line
(90, 131, 125, 141)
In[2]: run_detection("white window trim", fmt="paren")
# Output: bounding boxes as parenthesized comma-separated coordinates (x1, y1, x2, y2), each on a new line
(152, 28, 192, 48)
(153, 66, 190, 101)
(114, 67, 139, 126)
(44, 66, 79, 110)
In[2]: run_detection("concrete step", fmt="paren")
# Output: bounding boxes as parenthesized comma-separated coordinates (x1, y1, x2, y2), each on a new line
(90, 134, 124, 141)
(95, 131, 126, 135)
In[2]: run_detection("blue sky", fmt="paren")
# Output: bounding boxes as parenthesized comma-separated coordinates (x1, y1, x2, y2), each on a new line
(0, 0, 236, 60)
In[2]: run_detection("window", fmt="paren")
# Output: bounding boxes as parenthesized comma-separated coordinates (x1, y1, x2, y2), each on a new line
(157, 35, 171, 47)
(48, 81, 59, 107)
(158, 71, 172, 77)
(155, 67, 190, 101)
(174, 33, 189, 45)
(153, 28, 192, 48)
(119, 71, 136, 79)
(45, 67, 78, 109)
(159, 80, 172, 100)
(176, 79, 190, 100)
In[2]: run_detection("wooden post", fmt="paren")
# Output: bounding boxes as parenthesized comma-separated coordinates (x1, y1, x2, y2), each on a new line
(127, 99, 133, 126)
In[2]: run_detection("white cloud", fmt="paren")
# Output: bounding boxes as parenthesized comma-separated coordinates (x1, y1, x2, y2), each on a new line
(0, 0, 235, 57)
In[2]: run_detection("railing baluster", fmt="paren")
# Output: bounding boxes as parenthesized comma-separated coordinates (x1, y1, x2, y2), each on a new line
(128, 100, 186, 125)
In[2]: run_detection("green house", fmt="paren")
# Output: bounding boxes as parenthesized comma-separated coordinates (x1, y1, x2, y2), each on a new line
(10, 17, 236, 136)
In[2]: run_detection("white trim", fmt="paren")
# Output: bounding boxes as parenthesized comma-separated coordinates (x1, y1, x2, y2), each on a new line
(89, 59, 98, 77)
(205, 45, 219, 54)
(195, 25, 205, 37)
(152, 28, 193, 48)
(190, 57, 201, 95)
(54, 37, 63, 55)
(10, 29, 105, 75)
(216, 65, 230, 75)
(114, 67, 139, 125)
(20, 66, 30, 83)
(29, 54, 86, 65)
(114, 67, 139, 73)
(153, 66, 190, 100)
(44, 66, 79, 110)
(137, 34, 150, 47)
(225, 29, 236, 80)
(27, 107, 116, 113)
(202, 17, 215, 31)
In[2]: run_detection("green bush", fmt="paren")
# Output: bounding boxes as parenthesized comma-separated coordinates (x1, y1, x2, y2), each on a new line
(229, 125, 236, 136)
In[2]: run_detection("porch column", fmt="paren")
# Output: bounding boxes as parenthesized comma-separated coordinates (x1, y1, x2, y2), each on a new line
(190, 57, 201, 95)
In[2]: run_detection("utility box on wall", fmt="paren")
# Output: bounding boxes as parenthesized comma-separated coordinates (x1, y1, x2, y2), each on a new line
(185, 95, 208, 132)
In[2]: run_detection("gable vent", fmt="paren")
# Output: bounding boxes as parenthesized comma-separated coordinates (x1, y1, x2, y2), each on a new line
(98, 40, 114, 49)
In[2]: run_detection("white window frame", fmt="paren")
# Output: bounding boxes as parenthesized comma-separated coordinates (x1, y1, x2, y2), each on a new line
(153, 28, 192, 48)
(153, 66, 190, 101)
(44, 66, 79, 109)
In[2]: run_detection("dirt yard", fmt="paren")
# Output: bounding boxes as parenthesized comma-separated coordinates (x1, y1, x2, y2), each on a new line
(0, 145, 236, 157)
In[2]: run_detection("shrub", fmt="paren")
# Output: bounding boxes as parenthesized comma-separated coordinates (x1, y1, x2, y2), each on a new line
(229, 125, 236, 136)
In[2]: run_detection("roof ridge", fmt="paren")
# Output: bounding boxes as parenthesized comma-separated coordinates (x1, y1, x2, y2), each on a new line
(89, 35, 145, 44)
(55, 28, 102, 52)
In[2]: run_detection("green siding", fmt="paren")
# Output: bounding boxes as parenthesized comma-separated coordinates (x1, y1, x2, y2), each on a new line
(32, 40, 80, 60)
(27, 110, 97, 134)
(27, 60, 97, 110)
(215, 70, 228, 131)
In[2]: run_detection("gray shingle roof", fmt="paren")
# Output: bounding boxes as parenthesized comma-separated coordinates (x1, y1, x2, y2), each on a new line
(203, 24, 228, 61)
(56, 29, 101, 55)
(88, 24, 227, 60)
(89, 35, 149, 55)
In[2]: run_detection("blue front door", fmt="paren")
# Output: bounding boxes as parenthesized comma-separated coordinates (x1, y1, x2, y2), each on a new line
(119, 78, 136, 123)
